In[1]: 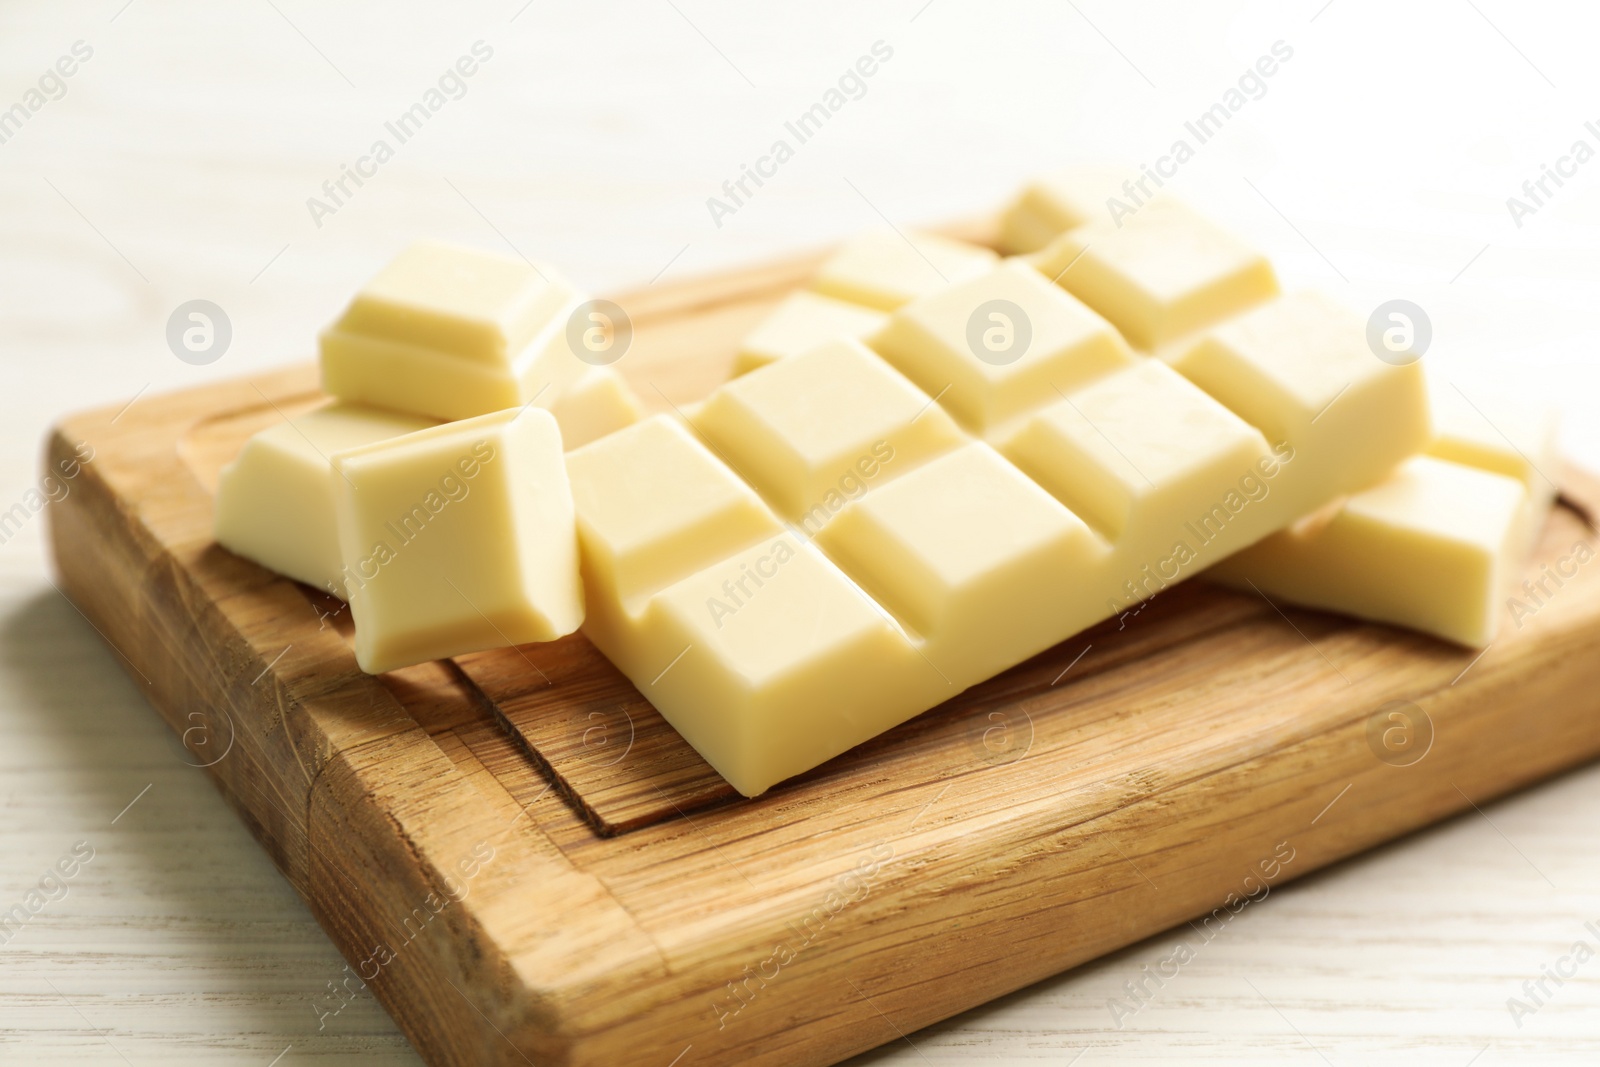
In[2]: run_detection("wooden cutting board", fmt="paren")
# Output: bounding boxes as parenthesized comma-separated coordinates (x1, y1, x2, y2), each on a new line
(44, 224, 1600, 1067)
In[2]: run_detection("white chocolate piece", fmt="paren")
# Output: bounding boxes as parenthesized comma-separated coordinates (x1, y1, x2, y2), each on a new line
(647, 534, 941, 797)
(696, 339, 965, 527)
(1427, 383, 1561, 513)
(332, 408, 582, 674)
(871, 260, 1136, 437)
(565, 416, 780, 612)
(1170, 290, 1431, 499)
(997, 165, 1129, 254)
(734, 291, 889, 375)
(214, 403, 436, 593)
(566, 293, 1430, 795)
(812, 229, 999, 311)
(335, 241, 572, 361)
(817, 441, 1104, 683)
(320, 242, 591, 422)
(1216, 391, 1560, 646)
(1032, 200, 1278, 353)
(547, 368, 642, 450)
(1003, 359, 1277, 542)
(1213, 457, 1530, 647)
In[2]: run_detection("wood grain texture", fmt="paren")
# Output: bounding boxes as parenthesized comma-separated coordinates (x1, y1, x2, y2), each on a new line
(42, 244, 1600, 1066)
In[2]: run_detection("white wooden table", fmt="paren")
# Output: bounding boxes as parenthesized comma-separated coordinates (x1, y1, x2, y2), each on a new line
(4, 0, 1599, 1062)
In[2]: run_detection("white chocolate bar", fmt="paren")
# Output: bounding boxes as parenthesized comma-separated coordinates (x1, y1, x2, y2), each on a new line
(567, 286, 1429, 795)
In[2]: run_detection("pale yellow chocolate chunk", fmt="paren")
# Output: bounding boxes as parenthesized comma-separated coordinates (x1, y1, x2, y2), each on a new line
(565, 416, 780, 611)
(1032, 200, 1278, 353)
(321, 242, 591, 422)
(997, 165, 1129, 254)
(871, 259, 1136, 437)
(647, 535, 940, 798)
(1215, 391, 1560, 646)
(1170, 290, 1431, 498)
(336, 240, 575, 360)
(812, 229, 999, 311)
(332, 407, 582, 674)
(1003, 359, 1274, 543)
(696, 339, 965, 527)
(214, 403, 436, 593)
(1427, 383, 1560, 513)
(547, 367, 642, 450)
(818, 442, 1103, 681)
(1214, 456, 1530, 647)
(734, 291, 889, 375)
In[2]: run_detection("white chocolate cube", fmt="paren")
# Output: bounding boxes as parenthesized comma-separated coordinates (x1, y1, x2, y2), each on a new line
(547, 367, 642, 450)
(1217, 386, 1560, 646)
(565, 416, 779, 610)
(812, 229, 998, 311)
(1215, 456, 1529, 647)
(696, 339, 965, 527)
(321, 242, 590, 422)
(1033, 200, 1278, 353)
(1427, 383, 1561, 512)
(1171, 290, 1431, 498)
(1004, 359, 1273, 543)
(647, 535, 937, 798)
(332, 407, 582, 674)
(734, 291, 888, 375)
(872, 260, 1135, 437)
(998, 165, 1127, 253)
(818, 442, 1103, 680)
(214, 403, 436, 593)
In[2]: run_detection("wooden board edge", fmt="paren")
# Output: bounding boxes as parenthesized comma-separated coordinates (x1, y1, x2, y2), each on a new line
(44, 419, 318, 876)
(42, 410, 671, 1066)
